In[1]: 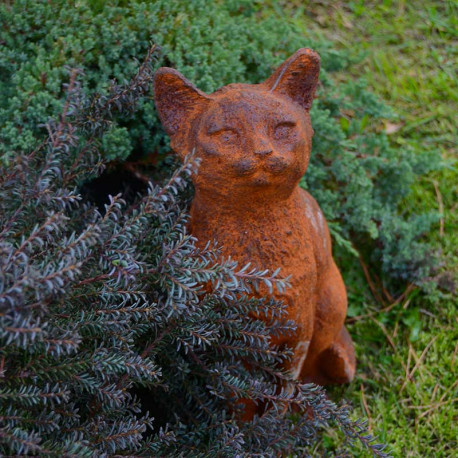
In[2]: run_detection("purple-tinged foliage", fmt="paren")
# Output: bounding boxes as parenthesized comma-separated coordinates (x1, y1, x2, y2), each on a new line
(0, 47, 389, 456)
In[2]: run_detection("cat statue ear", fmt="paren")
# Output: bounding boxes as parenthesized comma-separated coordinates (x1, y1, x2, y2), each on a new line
(154, 68, 210, 140)
(264, 48, 320, 111)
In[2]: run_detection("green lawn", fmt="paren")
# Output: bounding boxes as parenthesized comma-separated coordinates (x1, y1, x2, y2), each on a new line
(265, 1, 457, 455)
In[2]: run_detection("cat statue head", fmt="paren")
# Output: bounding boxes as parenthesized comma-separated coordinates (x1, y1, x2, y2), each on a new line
(154, 49, 320, 203)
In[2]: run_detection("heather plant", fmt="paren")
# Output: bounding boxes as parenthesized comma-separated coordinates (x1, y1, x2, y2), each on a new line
(0, 49, 388, 456)
(0, 0, 441, 290)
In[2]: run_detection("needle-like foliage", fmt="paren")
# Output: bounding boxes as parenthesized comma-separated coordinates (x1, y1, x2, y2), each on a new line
(0, 0, 441, 290)
(0, 47, 388, 456)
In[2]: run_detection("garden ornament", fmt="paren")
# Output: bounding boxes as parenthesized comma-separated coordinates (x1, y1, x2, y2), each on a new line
(154, 48, 356, 418)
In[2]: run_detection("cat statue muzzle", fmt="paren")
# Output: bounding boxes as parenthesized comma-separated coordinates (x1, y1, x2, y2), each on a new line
(154, 48, 356, 420)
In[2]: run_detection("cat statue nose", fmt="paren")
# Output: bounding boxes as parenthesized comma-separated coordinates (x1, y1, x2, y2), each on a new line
(254, 148, 273, 157)
(253, 137, 273, 157)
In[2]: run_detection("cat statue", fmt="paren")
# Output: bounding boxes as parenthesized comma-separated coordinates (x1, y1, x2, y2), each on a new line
(154, 48, 356, 417)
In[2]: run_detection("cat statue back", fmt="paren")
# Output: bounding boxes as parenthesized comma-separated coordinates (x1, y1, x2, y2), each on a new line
(154, 49, 356, 416)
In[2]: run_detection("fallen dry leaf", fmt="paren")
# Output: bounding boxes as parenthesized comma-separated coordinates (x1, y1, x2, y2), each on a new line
(385, 122, 403, 134)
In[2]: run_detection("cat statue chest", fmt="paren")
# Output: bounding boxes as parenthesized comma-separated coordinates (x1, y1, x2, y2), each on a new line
(154, 49, 356, 407)
(189, 184, 320, 342)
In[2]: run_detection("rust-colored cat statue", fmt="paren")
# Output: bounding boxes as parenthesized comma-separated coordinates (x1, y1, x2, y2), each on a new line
(154, 48, 356, 418)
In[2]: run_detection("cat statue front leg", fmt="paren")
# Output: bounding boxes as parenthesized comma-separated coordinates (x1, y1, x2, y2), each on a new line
(298, 190, 356, 385)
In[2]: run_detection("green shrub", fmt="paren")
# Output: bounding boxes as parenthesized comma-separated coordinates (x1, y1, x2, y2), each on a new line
(0, 0, 299, 160)
(0, 51, 388, 456)
(0, 0, 440, 288)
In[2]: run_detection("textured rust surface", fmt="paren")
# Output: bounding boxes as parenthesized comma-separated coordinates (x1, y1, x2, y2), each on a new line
(154, 48, 356, 417)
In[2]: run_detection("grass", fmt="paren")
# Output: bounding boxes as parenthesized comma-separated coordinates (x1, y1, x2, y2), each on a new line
(263, 1, 457, 456)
